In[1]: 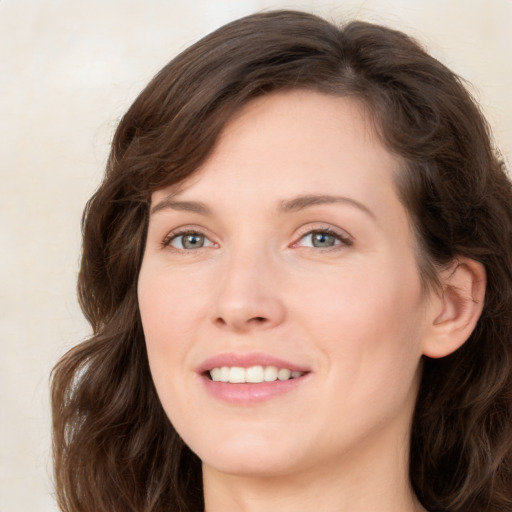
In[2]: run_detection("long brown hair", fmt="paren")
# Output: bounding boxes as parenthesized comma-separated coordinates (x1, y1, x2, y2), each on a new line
(51, 10, 512, 512)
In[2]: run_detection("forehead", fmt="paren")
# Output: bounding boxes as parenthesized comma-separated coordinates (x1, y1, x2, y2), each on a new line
(151, 90, 401, 215)
(217, 89, 381, 159)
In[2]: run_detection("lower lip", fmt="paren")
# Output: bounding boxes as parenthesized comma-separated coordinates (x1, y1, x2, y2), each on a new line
(201, 374, 308, 404)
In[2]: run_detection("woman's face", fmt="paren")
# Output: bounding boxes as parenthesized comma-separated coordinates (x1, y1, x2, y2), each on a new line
(138, 90, 435, 479)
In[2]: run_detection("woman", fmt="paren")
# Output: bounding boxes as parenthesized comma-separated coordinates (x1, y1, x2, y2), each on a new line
(51, 10, 512, 512)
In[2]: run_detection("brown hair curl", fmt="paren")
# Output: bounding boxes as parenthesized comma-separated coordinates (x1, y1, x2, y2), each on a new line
(51, 10, 512, 512)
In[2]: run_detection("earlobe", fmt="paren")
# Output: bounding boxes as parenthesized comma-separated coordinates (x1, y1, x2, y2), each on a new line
(422, 258, 486, 359)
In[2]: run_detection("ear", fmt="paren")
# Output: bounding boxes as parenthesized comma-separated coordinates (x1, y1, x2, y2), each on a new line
(422, 258, 486, 359)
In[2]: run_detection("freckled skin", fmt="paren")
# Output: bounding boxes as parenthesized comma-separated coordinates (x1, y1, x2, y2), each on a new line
(138, 91, 433, 511)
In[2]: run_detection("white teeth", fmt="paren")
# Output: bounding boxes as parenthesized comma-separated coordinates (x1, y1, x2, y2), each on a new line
(264, 366, 278, 382)
(209, 365, 304, 383)
(246, 365, 264, 383)
(277, 368, 291, 380)
(219, 366, 230, 382)
(229, 367, 246, 383)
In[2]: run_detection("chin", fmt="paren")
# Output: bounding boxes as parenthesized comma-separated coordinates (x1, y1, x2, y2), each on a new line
(190, 430, 305, 478)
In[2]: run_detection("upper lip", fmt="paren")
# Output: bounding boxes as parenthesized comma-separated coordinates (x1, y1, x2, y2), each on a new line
(197, 352, 310, 374)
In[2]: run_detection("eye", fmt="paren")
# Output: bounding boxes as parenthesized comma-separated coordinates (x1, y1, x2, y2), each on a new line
(164, 231, 215, 250)
(296, 229, 352, 249)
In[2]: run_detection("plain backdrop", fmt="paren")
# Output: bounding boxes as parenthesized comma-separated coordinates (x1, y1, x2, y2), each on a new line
(1, 1, 510, 510)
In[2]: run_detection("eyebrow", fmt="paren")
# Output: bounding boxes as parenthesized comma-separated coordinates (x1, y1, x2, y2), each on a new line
(279, 194, 375, 219)
(150, 193, 375, 219)
(151, 197, 212, 216)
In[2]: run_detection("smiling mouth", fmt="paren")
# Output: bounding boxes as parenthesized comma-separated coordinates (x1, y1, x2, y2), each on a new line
(207, 365, 306, 383)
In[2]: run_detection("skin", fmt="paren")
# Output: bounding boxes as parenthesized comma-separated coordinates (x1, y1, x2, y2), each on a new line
(138, 90, 484, 512)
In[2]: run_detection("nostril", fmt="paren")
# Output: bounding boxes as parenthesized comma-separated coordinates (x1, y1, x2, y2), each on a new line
(214, 313, 274, 330)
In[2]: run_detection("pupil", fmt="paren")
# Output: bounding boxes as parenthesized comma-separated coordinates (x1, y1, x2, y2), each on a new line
(183, 234, 203, 249)
(313, 232, 334, 247)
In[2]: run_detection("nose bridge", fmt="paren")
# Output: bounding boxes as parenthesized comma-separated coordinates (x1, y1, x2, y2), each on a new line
(213, 236, 285, 330)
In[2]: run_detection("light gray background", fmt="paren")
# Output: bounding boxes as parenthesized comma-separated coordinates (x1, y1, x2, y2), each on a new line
(1, 1, 510, 510)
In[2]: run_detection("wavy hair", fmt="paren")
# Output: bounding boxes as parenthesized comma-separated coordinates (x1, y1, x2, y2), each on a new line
(51, 10, 512, 512)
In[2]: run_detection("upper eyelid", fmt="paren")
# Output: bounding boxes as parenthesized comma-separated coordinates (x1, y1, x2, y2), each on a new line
(162, 227, 216, 247)
(289, 224, 355, 252)
(294, 224, 354, 242)
(161, 224, 214, 236)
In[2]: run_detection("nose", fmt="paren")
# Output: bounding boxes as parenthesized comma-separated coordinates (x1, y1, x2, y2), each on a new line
(212, 249, 286, 332)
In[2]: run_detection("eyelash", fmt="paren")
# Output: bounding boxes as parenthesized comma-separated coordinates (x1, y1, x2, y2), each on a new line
(293, 226, 353, 250)
(161, 226, 353, 252)
(161, 229, 215, 250)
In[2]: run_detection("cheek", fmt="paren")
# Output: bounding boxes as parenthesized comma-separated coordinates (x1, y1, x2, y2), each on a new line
(137, 271, 191, 399)
(296, 255, 423, 329)
(293, 256, 426, 387)
(137, 269, 200, 419)
(137, 263, 218, 412)
(138, 265, 209, 344)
